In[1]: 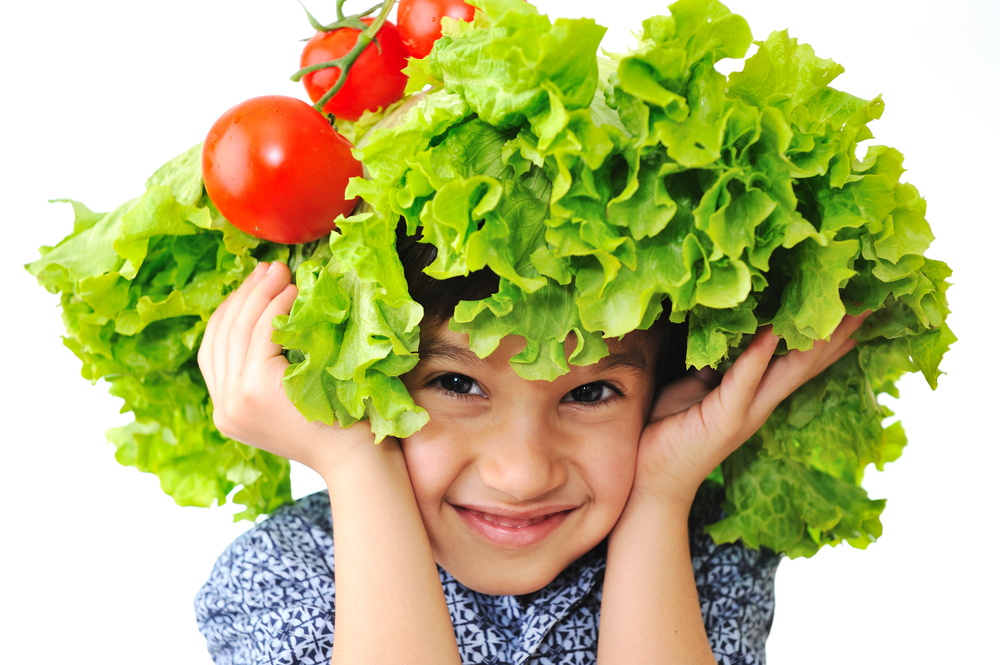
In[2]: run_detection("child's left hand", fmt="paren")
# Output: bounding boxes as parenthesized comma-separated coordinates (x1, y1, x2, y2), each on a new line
(633, 314, 870, 509)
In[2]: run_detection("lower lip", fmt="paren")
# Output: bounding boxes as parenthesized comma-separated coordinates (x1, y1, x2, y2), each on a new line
(455, 506, 571, 549)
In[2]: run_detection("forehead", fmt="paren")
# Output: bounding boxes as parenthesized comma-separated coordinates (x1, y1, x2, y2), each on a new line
(418, 323, 654, 377)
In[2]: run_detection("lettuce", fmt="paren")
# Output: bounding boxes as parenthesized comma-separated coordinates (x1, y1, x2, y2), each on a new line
(28, 0, 953, 555)
(27, 144, 295, 521)
(310, 0, 953, 556)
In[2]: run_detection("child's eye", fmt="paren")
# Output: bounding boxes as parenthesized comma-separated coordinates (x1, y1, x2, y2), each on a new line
(433, 373, 486, 397)
(563, 382, 621, 405)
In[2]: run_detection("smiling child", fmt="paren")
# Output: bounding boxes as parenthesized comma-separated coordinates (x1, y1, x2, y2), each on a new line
(185, 0, 935, 661)
(14, 0, 959, 660)
(194, 245, 864, 663)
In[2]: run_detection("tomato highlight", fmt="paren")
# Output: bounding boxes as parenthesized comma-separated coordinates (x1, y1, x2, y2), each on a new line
(202, 95, 363, 245)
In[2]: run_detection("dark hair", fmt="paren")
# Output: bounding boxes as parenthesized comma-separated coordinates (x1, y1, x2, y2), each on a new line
(396, 222, 687, 390)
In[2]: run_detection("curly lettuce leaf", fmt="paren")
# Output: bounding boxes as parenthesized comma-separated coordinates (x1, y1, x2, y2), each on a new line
(30, 0, 954, 553)
(272, 251, 428, 442)
(27, 146, 293, 521)
(408, 0, 607, 129)
(339, 0, 953, 558)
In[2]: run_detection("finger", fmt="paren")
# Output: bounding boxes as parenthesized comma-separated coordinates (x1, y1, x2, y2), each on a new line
(227, 262, 293, 380)
(216, 261, 271, 336)
(700, 328, 779, 438)
(815, 335, 857, 375)
(810, 312, 869, 375)
(213, 262, 270, 386)
(198, 288, 236, 395)
(248, 282, 299, 369)
(243, 285, 300, 420)
(787, 313, 863, 374)
(778, 312, 869, 382)
(748, 312, 870, 424)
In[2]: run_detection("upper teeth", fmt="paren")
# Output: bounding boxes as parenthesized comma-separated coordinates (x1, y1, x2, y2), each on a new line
(475, 511, 547, 528)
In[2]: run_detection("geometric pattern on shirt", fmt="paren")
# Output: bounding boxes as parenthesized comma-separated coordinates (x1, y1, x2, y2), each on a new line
(690, 483, 780, 665)
(195, 485, 780, 664)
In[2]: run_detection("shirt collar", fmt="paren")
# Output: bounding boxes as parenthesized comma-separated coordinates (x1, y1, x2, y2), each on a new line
(438, 541, 608, 664)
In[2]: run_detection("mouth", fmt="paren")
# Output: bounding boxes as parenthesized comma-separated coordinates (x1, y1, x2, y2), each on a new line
(465, 509, 550, 528)
(453, 504, 574, 549)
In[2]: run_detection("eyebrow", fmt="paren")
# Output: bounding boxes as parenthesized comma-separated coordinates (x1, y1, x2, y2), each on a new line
(417, 337, 649, 375)
(598, 343, 649, 375)
(417, 339, 491, 368)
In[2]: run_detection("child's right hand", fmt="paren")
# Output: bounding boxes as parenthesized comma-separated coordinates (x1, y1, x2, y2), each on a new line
(201, 262, 460, 665)
(197, 261, 376, 478)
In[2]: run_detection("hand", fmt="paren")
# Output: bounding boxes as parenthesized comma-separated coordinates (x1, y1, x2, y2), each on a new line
(633, 313, 871, 508)
(198, 267, 459, 665)
(197, 261, 377, 476)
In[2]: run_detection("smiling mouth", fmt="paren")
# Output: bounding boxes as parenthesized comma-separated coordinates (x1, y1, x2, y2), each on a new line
(464, 509, 551, 528)
(454, 505, 574, 549)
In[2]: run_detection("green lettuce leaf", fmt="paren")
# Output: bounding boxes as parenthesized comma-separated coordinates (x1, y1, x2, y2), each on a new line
(30, 0, 953, 554)
(27, 146, 293, 521)
(336, 0, 953, 556)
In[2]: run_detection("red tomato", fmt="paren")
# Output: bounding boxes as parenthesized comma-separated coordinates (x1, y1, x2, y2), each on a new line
(397, 0, 476, 59)
(202, 95, 363, 245)
(300, 19, 409, 121)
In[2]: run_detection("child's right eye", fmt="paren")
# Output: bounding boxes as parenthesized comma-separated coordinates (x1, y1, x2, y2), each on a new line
(432, 373, 485, 397)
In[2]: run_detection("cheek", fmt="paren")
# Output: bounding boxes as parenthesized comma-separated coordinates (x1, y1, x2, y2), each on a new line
(583, 439, 639, 509)
(573, 416, 643, 515)
(400, 427, 469, 510)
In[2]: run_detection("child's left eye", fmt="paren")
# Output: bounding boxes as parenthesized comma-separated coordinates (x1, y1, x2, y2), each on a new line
(563, 382, 620, 404)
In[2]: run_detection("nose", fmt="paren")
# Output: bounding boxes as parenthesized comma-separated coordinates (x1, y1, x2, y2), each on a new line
(477, 415, 567, 502)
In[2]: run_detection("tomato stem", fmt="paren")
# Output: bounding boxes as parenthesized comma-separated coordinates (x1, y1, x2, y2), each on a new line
(298, 1, 381, 34)
(291, 0, 398, 115)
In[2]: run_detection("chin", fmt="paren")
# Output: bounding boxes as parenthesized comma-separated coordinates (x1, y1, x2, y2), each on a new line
(439, 547, 582, 596)
(450, 566, 561, 596)
(428, 507, 617, 596)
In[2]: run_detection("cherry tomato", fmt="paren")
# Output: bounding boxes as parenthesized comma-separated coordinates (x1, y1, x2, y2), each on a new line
(202, 95, 363, 245)
(397, 0, 476, 59)
(300, 19, 409, 121)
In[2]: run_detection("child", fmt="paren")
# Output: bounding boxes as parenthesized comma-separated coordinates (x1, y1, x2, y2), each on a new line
(194, 225, 866, 663)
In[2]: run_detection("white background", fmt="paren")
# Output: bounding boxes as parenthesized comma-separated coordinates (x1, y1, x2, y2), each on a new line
(2, 0, 996, 662)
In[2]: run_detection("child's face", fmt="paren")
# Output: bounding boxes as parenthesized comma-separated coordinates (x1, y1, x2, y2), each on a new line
(400, 325, 656, 595)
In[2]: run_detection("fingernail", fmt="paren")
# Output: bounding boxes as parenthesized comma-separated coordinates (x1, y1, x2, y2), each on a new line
(267, 262, 279, 274)
(253, 262, 265, 273)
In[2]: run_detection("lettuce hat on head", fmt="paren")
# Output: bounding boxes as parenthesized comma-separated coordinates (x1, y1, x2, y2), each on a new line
(276, 0, 953, 557)
(28, 0, 953, 556)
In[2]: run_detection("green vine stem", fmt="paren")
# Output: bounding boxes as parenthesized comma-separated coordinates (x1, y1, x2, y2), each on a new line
(298, 0, 382, 32)
(291, 0, 397, 115)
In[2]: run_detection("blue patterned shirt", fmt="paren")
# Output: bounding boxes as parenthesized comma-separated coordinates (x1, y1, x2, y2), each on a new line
(195, 485, 779, 664)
